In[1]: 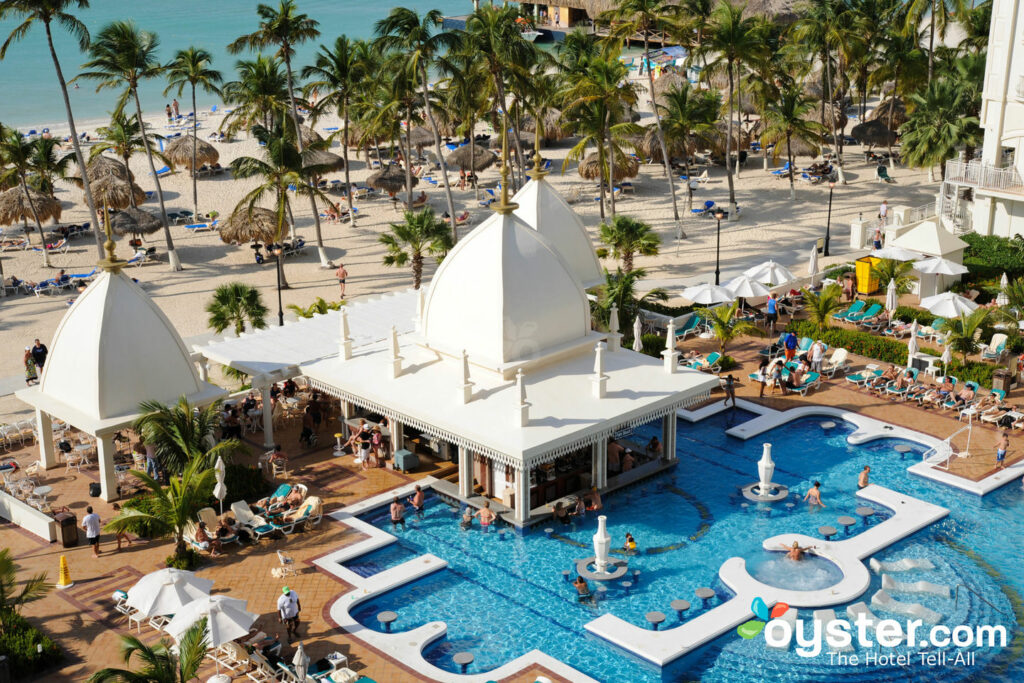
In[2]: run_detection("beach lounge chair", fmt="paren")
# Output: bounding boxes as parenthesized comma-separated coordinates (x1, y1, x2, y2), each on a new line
(845, 365, 881, 387)
(885, 368, 919, 400)
(231, 500, 268, 530)
(691, 200, 715, 217)
(478, 188, 496, 207)
(832, 300, 865, 321)
(846, 302, 882, 323)
(687, 351, 722, 373)
(197, 507, 239, 545)
(674, 315, 701, 340)
(758, 333, 788, 358)
(982, 333, 1008, 361)
(822, 348, 849, 376)
(770, 161, 792, 176)
(941, 381, 978, 411)
(876, 165, 895, 183)
(152, 166, 171, 177)
(793, 371, 821, 396)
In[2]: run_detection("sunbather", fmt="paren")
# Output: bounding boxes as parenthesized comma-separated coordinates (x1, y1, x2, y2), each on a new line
(866, 365, 898, 392)
(949, 385, 976, 409)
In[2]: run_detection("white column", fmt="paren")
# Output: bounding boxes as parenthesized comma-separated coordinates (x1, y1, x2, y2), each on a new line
(340, 400, 354, 419)
(592, 440, 607, 489)
(260, 384, 275, 449)
(458, 446, 472, 498)
(97, 434, 118, 502)
(663, 413, 678, 462)
(515, 465, 530, 522)
(36, 409, 57, 470)
(195, 355, 209, 382)
(391, 419, 405, 450)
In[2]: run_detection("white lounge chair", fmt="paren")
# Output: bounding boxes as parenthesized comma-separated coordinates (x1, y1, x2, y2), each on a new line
(871, 589, 942, 624)
(822, 348, 849, 377)
(881, 574, 951, 597)
(869, 557, 936, 573)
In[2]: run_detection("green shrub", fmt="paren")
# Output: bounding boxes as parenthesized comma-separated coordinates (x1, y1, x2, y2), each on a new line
(786, 320, 909, 365)
(641, 333, 666, 358)
(892, 305, 936, 326)
(933, 361, 999, 389)
(641, 301, 697, 317)
(166, 548, 202, 570)
(223, 464, 271, 506)
(718, 355, 739, 371)
(823, 264, 855, 281)
(962, 233, 1024, 277)
(120, 494, 163, 538)
(0, 610, 62, 680)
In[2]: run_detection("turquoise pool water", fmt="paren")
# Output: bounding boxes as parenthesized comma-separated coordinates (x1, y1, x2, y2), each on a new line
(348, 409, 1023, 681)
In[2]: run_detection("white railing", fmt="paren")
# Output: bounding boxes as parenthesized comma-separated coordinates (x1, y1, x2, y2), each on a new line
(883, 201, 936, 228)
(946, 159, 1024, 194)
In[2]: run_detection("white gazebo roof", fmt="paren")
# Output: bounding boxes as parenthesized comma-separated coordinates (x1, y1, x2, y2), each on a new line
(421, 208, 598, 374)
(890, 220, 968, 258)
(17, 270, 224, 434)
(512, 176, 604, 288)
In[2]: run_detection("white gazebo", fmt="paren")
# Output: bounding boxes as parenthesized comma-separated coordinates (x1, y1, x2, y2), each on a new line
(16, 250, 225, 500)
(890, 220, 970, 298)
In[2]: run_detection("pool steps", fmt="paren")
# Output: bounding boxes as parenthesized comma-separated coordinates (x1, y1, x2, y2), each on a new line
(871, 589, 943, 624)
(880, 574, 951, 597)
(869, 557, 936, 573)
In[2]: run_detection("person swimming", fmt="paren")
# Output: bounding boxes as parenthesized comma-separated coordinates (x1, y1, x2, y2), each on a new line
(623, 532, 637, 554)
(781, 540, 816, 561)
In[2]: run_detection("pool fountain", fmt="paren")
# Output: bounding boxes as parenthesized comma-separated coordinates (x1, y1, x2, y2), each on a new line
(575, 515, 629, 581)
(741, 443, 789, 502)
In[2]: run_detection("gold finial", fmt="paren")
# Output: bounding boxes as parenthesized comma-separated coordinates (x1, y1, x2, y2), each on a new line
(527, 121, 548, 181)
(97, 203, 125, 273)
(493, 115, 518, 215)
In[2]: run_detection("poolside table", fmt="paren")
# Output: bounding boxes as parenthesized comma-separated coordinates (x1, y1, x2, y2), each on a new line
(453, 652, 474, 673)
(377, 611, 397, 633)
(820, 421, 836, 430)
(695, 587, 715, 607)
(646, 611, 666, 631)
(818, 525, 837, 540)
(856, 506, 876, 525)
(620, 580, 633, 593)
(837, 515, 857, 534)
(671, 599, 691, 620)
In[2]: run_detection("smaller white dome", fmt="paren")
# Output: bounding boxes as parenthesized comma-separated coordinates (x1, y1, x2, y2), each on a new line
(513, 177, 604, 288)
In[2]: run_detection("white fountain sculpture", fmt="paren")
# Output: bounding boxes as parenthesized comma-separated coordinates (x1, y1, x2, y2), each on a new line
(741, 442, 789, 502)
(758, 443, 776, 495)
(593, 515, 611, 574)
(574, 514, 629, 581)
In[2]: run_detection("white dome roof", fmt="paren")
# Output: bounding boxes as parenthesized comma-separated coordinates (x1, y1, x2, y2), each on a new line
(421, 210, 592, 370)
(38, 270, 209, 423)
(513, 177, 603, 288)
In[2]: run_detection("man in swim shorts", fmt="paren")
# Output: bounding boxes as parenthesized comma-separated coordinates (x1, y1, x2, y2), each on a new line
(390, 496, 406, 530)
(858, 465, 870, 489)
(996, 431, 1009, 470)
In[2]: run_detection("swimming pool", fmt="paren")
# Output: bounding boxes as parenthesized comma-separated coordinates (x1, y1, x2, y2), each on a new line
(344, 408, 1023, 681)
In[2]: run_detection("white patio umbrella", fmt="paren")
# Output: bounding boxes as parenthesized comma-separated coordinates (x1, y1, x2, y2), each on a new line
(912, 257, 969, 276)
(293, 641, 310, 682)
(997, 272, 1010, 306)
(125, 569, 213, 618)
(807, 244, 819, 285)
(632, 315, 643, 353)
(743, 259, 796, 287)
(906, 326, 919, 368)
(941, 342, 952, 366)
(682, 283, 735, 305)
(213, 455, 227, 515)
(908, 319, 919, 341)
(164, 595, 257, 647)
(885, 278, 898, 314)
(870, 246, 924, 261)
(920, 291, 978, 318)
(725, 275, 771, 299)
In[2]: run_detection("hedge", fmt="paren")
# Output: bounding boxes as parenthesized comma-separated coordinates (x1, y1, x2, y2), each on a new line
(0, 610, 62, 680)
(962, 233, 1024, 277)
(641, 333, 666, 358)
(933, 361, 999, 389)
(642, 301, 698, 317)
(892, 306, 936, 326)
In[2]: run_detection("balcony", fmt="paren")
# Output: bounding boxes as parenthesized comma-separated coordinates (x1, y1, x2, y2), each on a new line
(945, 159, 1024, 195)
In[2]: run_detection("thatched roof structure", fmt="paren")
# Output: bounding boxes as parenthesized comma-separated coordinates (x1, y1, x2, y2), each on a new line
(299, 126, 324, 147)
(70, 155, 133, 188)
(220, 207, 288, 244)
(0, 187, 62, 226)
(545, 0, 798, 22)
(490, 131, 536, 150)
(367, 165, 417, 195)
(164, 136, 219, 172)
(89, 175, 147, 210)
(652, 71, 689, 109)
(851, 120, 897, 147)
(808, 102, 848, 132)
(638, 125, 689, 163)
(446, 145, 498, 172)
(406, 126, 434, 149)
(578, 151, 639, 182)
(868, 97, 908, 129)
(302, 148, 345, 172)
(697, 121, 752, 156)
(110, 207, 162, 236)
(522, 109, 569, 141)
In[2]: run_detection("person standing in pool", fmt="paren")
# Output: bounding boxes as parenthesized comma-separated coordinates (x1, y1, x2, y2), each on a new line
(996, 432, 1009, 470)
(803, 481, 825, 508)
(858, 466, 870, 489)
(623, 532, 637, 554)
(474, 501, 496, 529)
(408, 485, 425, 519)
(781, 540, 816, 561)
(459, 507, 473, 530)
(390, 496, 406, 530)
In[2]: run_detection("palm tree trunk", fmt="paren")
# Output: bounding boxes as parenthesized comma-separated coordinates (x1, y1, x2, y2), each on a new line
(20, 173, 49, 268)
(597, 139, 607, 221)
(725, 62, 736, 215)
(494, 75, 526, 190)
(282, 52, 330, 268)
(470, 114, 480, 202)
(887, 74, 898, 169)
(123, 152, 137, 209)
(276, 194, 291, 289)
(44, 21, 103, 259)
(927, 0, 935, 82)
(405, 108, 414, 209)
(132, 90, 180, 270)
(421, 62, 458, 242)
(824, 47, 846, 184)
(786, 133, 795, 201)
(682, 149, 693, 212)
(734, 73, 742, 179)
(624, 250, 633, 274)
(191, 85, 199, 218)
(644, 34, 681, 223)
(413, 252, 423, 289)
(605, 109, 617, 218)
(342, 101, 356, 224)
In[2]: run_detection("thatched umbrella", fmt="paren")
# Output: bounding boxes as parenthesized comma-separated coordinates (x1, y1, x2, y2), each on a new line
(0, 187, 62, 225)
(89, 174, 147, 210)
(868, 97, 908, 129)
(578, 152, 639, 182)
(446, 145, 498, 172)
(302, 148, 345, 172)
(367, 165, 417, 196)
(299, 126, 323, 147)
(639, 126, 689, 163)
(164, 136, 219, 172)
(783, 136, 820, 159)
(697, 122, 751, 156)
(490, 131, 535, 150)
(69, 155, 133, 188)
(109, 207, 161, 237)
(652, 71, 688, 109)
(851, 120, 897, 147)
(808, 102, 848, 132)
(743, 0, 800, 23)
(220, 207, 288, 245)
(405, 126, 434, 151)
(522, 109, 568, 141)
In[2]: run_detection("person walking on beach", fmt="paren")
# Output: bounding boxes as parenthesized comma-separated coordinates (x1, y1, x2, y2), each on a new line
(165, 104, 173, 123)
(172, 99, 180, 118)
(335, 263, 348, 298)
(996, 431, 1009, 470)
(23, 347, 37, 386)
(277, 586, 301, 639)
(82, 506, 101, 558)
(31, 338, 47, 372)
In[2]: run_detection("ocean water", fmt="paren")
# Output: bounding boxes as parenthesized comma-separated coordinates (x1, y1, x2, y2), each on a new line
(0, 0, 470, 128)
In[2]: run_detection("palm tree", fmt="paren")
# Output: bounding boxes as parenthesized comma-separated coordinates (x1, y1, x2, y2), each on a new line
(600, 0, 683, 223)
(0, 0, 104, 257)
(303, 36, 363, 225)
(0, 548, 50, 635)
(904, 0, 968, 82)
(940, 309, 993, 364)
(658, 83, 719, 209)
(91, 111, 167, 207)
(437, 46, 491, 206)
(555, 28, 599, 76)
(87, 620, 207, 683)
(287, 297, 343, 318)
(376, 8, 460, 238)
(206, 282, 269, 336)
(165, 47, 222, 219)
(696, 1, 765, 215)
(380, 208, 453, 289)
(760, 85, 824, 200)
(801, 284, 844, 333)
(595, 267, 667, 330)
(229, 1, 332, 267)
(900, 79, 981, 181)
(0, 126, 52, 265)
(26, 136, 75, 197)
(868, 25, 928, 167)
(699, 300, 762, 354)
(220, 55, 291, 135)
(599, 214, 660, 273)
(78, 21, 181, 270)
(134, 397, 243, 476)
(870, 259, 917, 296)
(958, 0, 990, 56)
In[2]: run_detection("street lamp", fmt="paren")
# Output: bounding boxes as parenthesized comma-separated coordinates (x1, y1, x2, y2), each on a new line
(714, 208, 726, 285)
(272, 245, 284, 327)
(824, 180, 836, 257)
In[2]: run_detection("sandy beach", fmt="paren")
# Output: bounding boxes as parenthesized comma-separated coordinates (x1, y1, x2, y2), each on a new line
(0, 82, 941, 419)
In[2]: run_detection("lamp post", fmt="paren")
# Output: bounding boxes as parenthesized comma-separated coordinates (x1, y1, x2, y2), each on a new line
(824, 180, 835, 257)
(714, 208, 726, 285)
(273, 246, 284, 327)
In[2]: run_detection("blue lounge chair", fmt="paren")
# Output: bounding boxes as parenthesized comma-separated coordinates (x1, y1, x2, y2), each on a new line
(674, 315, 701, 340)
(687, 351, 722, 373)
(793, 371, 821, 396)
(770, 162, 791, 176)
(846, 302, 882, 323)
(833, 300, 865, 321)
(152, 166, 171, 177)
(885, 368, 919, 399)
(691, 200, 715, 217)
(845, 367, 881, 387)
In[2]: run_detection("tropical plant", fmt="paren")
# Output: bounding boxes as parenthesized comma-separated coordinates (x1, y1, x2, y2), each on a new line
(555, 28, 599, 76)
(287, 297, 343, 318)
(760, 85, 824, 200)
(900, 79, 981, 180)
(940, 309, 994, 364)
(1000, 276, 1024, 319)
(867, 25, 928, 165)
(220, 55, 291, 135)
(870, 258, 917, 296)
(25, 136, 74, 197)
(164, 47, 222, 218)
(436, 45, 491, 204)
(699, 300, 763, 354)
(801, 284, 844, 333)
(133, 397, 244, 476)
(0, 548, 50, 635)
(904, 0, 968, 82)
(658, 83, 719, 209)
(78, 20, 181, 269)
(91, 111, 167, 206)
(598, 214, 660, 273)
(0, 125, 53, 265)
(206, 282, 268, 335)
(86, 618, 208, 683)
(380, 208, 453, 289)
(0, 0, 104, 257)
(594, 267, 667, 331)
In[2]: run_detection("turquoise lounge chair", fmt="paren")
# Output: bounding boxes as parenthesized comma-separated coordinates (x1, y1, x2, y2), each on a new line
(845, 367, 881, 387)
(885, 368, 919, 399)
(846, 302, 882, 323)
(833, 300, 865, 321)
(674, 315, 701, 340)
(688, 351, 722, 373)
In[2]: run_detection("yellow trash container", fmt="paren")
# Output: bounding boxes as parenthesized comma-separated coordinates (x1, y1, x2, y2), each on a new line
(855, 256, 880, 294)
